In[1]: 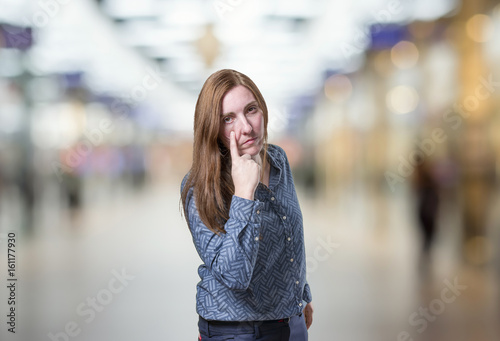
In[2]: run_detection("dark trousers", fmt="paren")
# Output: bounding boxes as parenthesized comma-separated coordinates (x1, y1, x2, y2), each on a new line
(198, 313, 308, 341)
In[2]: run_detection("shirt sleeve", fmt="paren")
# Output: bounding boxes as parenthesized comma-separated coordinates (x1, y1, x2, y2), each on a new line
(182, 182, 264, 291)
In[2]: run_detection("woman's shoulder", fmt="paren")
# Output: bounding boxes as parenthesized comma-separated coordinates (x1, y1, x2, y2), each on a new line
(180, 171, 192, 194)
(266, 143, 288, 163)
(267, 143, 285, 156)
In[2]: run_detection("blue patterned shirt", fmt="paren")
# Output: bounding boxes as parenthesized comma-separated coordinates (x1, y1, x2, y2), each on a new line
(181, 143, 312, 321)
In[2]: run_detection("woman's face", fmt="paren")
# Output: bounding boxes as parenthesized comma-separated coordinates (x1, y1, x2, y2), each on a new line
(219, 85, 264, 157)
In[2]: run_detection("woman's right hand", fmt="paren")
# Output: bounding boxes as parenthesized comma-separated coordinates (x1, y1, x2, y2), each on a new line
(230, 131, 261, 200)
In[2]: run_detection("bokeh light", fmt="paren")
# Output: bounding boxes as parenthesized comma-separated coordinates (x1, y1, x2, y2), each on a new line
(386, 85, 419, 114)
(324, 74, 353, 103)
(391, 41, 419, 69)
(466, 14, 494, 42)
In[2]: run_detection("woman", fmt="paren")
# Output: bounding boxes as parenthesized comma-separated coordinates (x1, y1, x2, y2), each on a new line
(181, 69, 313, 340)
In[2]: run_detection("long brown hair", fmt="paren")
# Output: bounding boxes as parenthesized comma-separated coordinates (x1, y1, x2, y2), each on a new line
(181, 69, 269, 235)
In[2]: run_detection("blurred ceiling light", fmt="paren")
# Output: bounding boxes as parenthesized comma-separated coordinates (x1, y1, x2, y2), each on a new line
(213, 0, 264, 25)
(102, 0, 156, 19)
(466, 14, 494, 43)
(270, 0, 318, 19)
(411, 0, 458, 21)
(386, 85, 419, 114)
(159, 2, 207, 26)
(390, 41, 419, 69)
(0, 0, 33, 24)
(324, 74, 352, 103)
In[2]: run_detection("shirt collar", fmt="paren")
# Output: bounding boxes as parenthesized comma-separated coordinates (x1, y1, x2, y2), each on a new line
(265, 144, 284, 190)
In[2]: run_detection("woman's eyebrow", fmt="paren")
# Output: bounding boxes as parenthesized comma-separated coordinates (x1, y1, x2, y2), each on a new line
(221, 101, 258, 116)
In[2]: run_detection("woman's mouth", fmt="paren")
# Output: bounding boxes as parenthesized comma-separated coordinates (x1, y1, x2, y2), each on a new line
(243, 137, 256, 145)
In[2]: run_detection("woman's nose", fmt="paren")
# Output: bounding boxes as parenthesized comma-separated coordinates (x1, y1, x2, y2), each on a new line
(238, 117, 253, 135)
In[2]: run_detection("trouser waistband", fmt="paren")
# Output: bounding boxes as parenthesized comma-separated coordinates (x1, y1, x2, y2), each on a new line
(199, 312, 303, 326)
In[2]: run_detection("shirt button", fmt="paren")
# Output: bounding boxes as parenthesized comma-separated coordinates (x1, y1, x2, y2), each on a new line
(271, 197, 275, 201)
(290, 258, 294, 262)
(283, 216, 286, 220)
(299, 303, 303, 307)
(287, 237, 291, 241)
(255, 237, 259, 241)
(256, 210, 260, 214)
(295, 281, 299, 285)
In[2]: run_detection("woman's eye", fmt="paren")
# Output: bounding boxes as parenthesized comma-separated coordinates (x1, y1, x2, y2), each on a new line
(223, 116, 233, 124)
(248, 106, 257, 113)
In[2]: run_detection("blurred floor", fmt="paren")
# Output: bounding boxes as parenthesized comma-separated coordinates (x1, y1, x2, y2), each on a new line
(0, 176, 499, 341)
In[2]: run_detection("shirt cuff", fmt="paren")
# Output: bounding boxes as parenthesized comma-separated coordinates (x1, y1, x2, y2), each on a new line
(302, 282, 312, 303)
(228, 195, 263, 224)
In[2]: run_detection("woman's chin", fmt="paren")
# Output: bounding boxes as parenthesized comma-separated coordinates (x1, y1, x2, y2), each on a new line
(242, 144, 262, 156)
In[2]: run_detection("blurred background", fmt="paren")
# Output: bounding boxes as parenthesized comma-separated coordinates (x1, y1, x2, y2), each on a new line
(0, 0, 499, 340)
